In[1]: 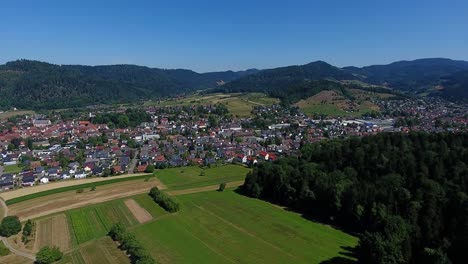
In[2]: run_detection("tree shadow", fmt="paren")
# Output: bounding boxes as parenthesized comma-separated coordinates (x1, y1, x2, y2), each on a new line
(320, 245, 359, 264)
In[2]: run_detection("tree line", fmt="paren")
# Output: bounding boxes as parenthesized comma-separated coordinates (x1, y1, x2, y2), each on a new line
(149, 187, 180, 213)
(241, 132, 468, 263)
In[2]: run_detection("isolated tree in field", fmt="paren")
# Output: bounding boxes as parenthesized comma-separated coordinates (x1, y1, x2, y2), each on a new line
(22, 219, 33, 242)
(36, 246, 63, 264)
(218, 182, 226, 192)
(0, 215, 22, 237)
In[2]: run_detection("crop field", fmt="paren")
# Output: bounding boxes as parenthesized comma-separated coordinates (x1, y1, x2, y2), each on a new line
(66, 199, 138, 244)
(124, 199, 152, 223)
(143, 93, 279, 117)
(58, 237, 129, 264)
(4, 174, 153, 205)
(155, 165, 250, 190)
(34, 214, 72, 251)
(133, 190, 358, 264)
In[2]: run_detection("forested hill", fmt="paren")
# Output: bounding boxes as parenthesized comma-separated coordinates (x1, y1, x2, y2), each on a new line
(219, 58, 468, 102)
(344, 58, 468, 95)
(241, 132, 468, 263)
(0, 60, 257, 109)
(220, 61, 357, 94)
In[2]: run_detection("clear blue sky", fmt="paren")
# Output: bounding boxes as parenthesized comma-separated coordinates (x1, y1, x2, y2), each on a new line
(1, 0, 467, 72)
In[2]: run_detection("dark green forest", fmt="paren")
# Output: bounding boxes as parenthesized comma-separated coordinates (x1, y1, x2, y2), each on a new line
(92, 108, 152, 128)
(0, 60, 257, 109)
(241, 132, 468, 263)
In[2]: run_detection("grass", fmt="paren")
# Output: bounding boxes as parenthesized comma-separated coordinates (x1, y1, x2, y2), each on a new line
(0, 110, 35, 120)
(155, 165, 250, 190)
(133, 194, 168, 218)
(58, 237, 130, 264)
(6, 175, 152, 205)
(133, 190, 358, 264)
(0, 240, 10, 256)
(3, 164, 23, 173)
(66, 199, 138, 245)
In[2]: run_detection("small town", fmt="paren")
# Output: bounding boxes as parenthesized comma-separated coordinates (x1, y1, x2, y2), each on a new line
(1, 97, 466, 191)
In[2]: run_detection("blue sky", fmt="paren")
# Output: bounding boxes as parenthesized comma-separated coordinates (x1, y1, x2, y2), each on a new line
(1, 0, 467, 72)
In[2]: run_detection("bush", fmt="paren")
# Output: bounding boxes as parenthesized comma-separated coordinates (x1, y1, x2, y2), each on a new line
(22, 219, 33, 242)
(0, 216, 22, 237)
(90, 186, 96, 191)
(149, 187, 180, 213)
(76, 188, 84, 194)
(36, 246, 63, 264)
(0, 242, 10, 256)
(144, 165, 155, 173)
(218, 182, 226, 192)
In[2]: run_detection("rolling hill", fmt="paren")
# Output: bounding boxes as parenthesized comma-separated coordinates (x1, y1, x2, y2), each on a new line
(0, 60, 258, 109)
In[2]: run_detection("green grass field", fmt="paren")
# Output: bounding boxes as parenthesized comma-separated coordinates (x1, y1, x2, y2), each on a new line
(155, 165, 250, 190)
(3, 164, 23, 173)
(6, 175, 152, 205)
(133, 194, 169, 218)
(67, 199, 139, 245)
(133, 190, 358, 264)
(58, 237, 130, 264)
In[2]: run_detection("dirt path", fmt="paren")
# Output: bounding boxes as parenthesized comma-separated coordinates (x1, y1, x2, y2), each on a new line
(0, 173, 152, 201)
(0, 198, 36, 261)
(167, 181, 244, 196)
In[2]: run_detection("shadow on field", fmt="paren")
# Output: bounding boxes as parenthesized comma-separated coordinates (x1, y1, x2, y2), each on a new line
(320, 245, 358, 263)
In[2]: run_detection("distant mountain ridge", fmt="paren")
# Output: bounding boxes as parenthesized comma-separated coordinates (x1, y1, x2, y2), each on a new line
(1, 58, 467, 110)
(0, 60, 258, 109)
(220, 58, 468, 102)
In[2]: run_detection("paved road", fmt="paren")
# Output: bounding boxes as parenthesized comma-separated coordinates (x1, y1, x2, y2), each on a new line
(127, 149, 139, 173)
(0, 198, 36, 261)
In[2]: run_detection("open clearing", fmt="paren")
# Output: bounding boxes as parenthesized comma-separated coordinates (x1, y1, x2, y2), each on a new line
(156, 164, 250, 190)
(3, 164, 23, 173)
(1, 173, 153, 203)
(134, 190, 358, 264)
(8, 178, 164, 221)
(34, 214, 71, 251)
(124, 199, 152, 223)
(296, 88, 392, 117)
(67, 199, 138, 244)
(58, 237, 129, 264)
(144, 93, 279, 117)
(0, 254, 32, 264)
(0, 110, 35, 120)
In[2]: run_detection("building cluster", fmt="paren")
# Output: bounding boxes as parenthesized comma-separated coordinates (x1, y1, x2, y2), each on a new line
(0, 97, 466, 191)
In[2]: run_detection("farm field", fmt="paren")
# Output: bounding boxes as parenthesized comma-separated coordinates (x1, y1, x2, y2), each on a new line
(58, 237, 129, 264)
(155, 164, 250, 190)
(133, 190, 358, 264)
(66, 199, 138, 244)
(2, 173, 154, 204)
(143, 93, 279, 117)
(34, 214, 71, 251)
(124, 199, 152, 223)
(133, 193, 169, 218)
(9, 177, 164, 221)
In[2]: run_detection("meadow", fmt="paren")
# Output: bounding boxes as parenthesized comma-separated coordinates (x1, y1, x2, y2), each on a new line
(155, 164, 250, 190)
(133, 190, 358, 264)
(66, 199, 138, 245)
(58, 237, 130, 264)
